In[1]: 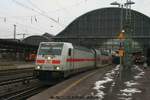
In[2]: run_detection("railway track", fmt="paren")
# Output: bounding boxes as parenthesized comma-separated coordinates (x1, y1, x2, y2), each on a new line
(0, 65, 113, 100)
(0, 68, 34, 76)
(0, 82, 48, 100)
(0, 67, 40, 99)
(0, 76, 35, 86)
(0, 68, 34, 83)
(0, 73, 46, 100)
(0, 68, 51, 100)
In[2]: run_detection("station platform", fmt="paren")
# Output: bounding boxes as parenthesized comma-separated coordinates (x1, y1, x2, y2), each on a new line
(28, 64, 150, 100)
(0, 61, 35, 70)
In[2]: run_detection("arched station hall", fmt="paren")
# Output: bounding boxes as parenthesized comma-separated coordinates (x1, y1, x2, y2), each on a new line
(53, 7, 150, 61)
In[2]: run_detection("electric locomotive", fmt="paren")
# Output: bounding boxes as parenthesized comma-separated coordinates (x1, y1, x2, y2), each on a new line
(34, 42, 97, 81)
(34, 42, 112, 82)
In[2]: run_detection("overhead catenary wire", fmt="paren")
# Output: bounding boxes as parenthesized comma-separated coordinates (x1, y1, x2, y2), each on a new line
(11, 0, 88, 28)
(50, 0, 85, 13)
(0, 16, 48, 33)
(55, 0, 72, 17)
(0, 14, 53, 26)
(0, 0, 90, 38)
(0, 15, 58, 38)
(12, 0, 64, 27)
(27, 0, 46, 14)
(0, 10, 55, 34)
(0, 18, 46, 36)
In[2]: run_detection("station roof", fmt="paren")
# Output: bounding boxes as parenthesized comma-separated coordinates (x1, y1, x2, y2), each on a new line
(54, 7, 150, 49)
(22, 33, 53, 46)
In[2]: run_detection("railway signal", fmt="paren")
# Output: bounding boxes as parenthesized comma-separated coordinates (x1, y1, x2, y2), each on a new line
(118, 48, 125, 57)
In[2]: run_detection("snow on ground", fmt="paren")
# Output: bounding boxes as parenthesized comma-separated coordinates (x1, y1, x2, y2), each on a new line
(118, 88, 141, 100)
(118, 97, 132, 100)
(118, 87, 141, 100)
(111, 81, 115, 87)
(134, 71, 145, 79)
(93, 65, 120, 100)
(133, 65, 143, 72)
(117, 65, 144, 100)
(120, 88, 141, 94)
(124, 81, 139, 87)
(133, 65, 145, 80)
(93, 65, 144, 100)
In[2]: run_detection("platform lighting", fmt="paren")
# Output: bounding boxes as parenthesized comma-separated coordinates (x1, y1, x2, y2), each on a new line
(122, 30, 125, 33)
(110, 0, 135, 66)
(125, 1, 135, 6)
(110, 1, 120, 6)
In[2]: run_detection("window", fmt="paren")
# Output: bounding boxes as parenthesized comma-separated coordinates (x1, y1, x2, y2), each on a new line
(38, 43, 63, 55)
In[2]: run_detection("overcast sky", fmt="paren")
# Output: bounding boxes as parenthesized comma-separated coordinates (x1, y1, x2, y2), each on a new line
(0, 0, 149, 39)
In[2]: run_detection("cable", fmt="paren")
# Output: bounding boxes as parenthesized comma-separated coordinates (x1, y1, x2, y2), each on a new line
(27, 0, 46, 14)
(55, 0, 72, 16)
(0, 0, 89, 38)
(0, 15, 50, 33)
(0, 8, 57, 34)
(49, 0, 84, 13)
(12, 0, 64, 27)
(0, 17, 45, 33)
(1, 8, 58, 36)
(26, 0, 59, 24)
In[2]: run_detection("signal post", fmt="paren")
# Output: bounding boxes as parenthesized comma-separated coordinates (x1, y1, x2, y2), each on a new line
(118, 30, 125, 65)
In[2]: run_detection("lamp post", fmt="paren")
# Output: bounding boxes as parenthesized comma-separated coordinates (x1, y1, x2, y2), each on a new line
(125, 0, 135, 21)
(110, 1, 125, 66)
(124, 0, 135, 67)
(110, 0, 135, 33)
(110, 0, 135, 67)
(14, 24, 16, 40)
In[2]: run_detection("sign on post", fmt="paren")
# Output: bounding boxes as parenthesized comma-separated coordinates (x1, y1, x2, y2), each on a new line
(118, 49, 125, 57)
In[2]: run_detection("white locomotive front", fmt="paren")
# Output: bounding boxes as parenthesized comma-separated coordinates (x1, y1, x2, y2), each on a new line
(35, 42, 96, 81)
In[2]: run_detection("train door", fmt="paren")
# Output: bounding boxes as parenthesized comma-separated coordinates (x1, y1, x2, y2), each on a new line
(147, 48, 150, 66)
(68, 48, 74, 70)
(93, 49, 97, 67)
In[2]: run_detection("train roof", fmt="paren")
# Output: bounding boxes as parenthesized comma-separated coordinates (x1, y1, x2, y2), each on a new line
(39, 42, 72, 45)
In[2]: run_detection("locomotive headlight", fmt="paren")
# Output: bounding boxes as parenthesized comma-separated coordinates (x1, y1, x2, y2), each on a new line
(56, 66, 60, 70)
(47, 57, 51, 60)
(54, 66, 60, 70)
(36, 66, 41, 69)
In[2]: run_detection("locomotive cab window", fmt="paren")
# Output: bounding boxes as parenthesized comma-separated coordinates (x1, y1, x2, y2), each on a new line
(38, 43, 63, 55)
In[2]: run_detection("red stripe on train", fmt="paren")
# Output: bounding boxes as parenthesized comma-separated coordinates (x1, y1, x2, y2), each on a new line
(36, 60, 45, 64)
(66, 58, 96, 62)
(36, 58, 96, 64)
(52, 60, 61, 64)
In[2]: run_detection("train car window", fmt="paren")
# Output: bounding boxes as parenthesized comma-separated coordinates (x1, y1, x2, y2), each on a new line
(68, 48, 72, 56)
(74, 46, 91, 53)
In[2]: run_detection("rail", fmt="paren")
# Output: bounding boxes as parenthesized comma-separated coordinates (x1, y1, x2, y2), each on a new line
(0, 83, 47, 100)
(0, 68, 34, 76)
(0, 76, 35, 86)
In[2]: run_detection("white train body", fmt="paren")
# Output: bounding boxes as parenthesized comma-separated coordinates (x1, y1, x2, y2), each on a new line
(35, 42, 111, 81)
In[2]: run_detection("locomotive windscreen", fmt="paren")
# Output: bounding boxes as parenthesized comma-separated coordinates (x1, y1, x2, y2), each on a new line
(38, 43, 63, 55)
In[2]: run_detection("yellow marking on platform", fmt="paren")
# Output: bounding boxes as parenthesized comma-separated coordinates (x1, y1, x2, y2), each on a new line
(49, 70, 98, 99)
